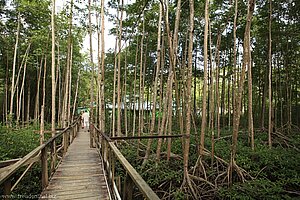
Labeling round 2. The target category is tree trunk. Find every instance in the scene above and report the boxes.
[72,70,81,121]
[230,0,256,184]
[268,0,272,148]
[26,82,30,125]
[144,2,163,164]
[100,0,105,133]
[17,44,31,126]
[138,13,145,138]
[248,44,254,150]
[112,39,118,136]
[88,0,94,129]
[34,56,43,123]
[41,56,47,144]
[132,39,139,136]
[117,0,124,136]
[51,0,56,133]
[200,0,210,156]
[182,0,195,197]
[51,0,57,175]
[9,13,20,125]
[232,0,238,129]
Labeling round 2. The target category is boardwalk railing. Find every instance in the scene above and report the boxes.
[91,124,160,200]
[0,119,81,198]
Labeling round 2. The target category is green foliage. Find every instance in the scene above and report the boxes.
[0,126,40,161]
[0,125,44,196]
[216,132,300,199]
[117,130,300,199]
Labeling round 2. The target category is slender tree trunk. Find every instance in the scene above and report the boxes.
[99,0,105,133]
[9,13,20,125]
[232,0,238,128]
[230,0,255,184]
[182,0,196,197]
[68,44,73,122]
[96,7,101,126]
[55,40,62,127]
[88,0,94,129]
[117,0,124,136]
[221,59,226,129]
[144,2,163,164]
[112,39,118,136]
[215,33,221,139]
[72,70,81,120]
[138,13,145,138]
[200,0,210,156]
[124,48,128,136]
[34,56,43,123]
[132,39,139,136]
[51,0,57,175]
[268,0,272,148]
[4,51,9,125]
[100,0,105,133]
[17,44,31,125]
[41,56,47,144]
[26,83,30,125]
[248,44,254,150]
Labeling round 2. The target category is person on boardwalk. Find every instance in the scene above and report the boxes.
[82,111,90,129]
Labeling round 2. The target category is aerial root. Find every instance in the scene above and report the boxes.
[192,156,207,180]
[273,131,300,152]
[189,174,215,188]
[181,173,198,199]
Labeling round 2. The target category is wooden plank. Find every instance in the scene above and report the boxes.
[40,128,110,200]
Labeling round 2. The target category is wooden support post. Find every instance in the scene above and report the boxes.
[41,147,48,189]
[50,141,56,174]
[111,149,115,190]
[70,128,73,144]
[116,176,121,194]
[123,173,134,200]
[3,179,11,199]
[90,125,93,148]
[63,131,68,154]
[73,127,76,140]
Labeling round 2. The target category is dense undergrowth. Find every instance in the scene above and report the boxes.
[118,128,300,199]
[0,125,47,197]
[1,124,299,199]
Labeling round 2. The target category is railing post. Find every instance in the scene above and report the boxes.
[90,124,94,148]
[70,127,74,144]
[3,179,11,199]
[63,130,69,154]
[123,173,134,200]
[50,140,56,174]
[41,147,48,189]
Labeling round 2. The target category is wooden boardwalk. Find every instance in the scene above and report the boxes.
[40,128,110,200]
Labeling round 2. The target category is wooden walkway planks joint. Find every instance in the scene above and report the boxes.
[40,128,110,200]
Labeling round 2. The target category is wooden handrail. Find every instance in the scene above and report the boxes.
[92,125,160,200]
[0,118,81,194]
[110,134,184,140]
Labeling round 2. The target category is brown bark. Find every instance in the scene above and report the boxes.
[51,0,56,134]
[138,13,145,138]
[230,0,256,183]
[117,0,124,136]
[200,0,210,156]
[268,0,272,148]
[100,0,105,133]
[88,0,94,129]
[232,0,238,128]
[144,1,163,164]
